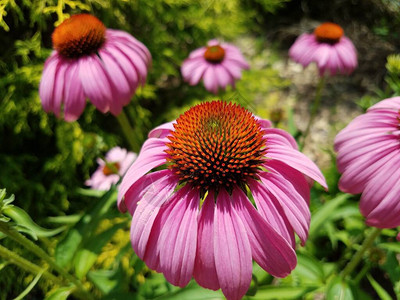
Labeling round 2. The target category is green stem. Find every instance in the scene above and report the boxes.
[0,222,93,300]
[0,244,62,285]
[116,109,140,152]
[300,76,326,150]
[341,227,382,279]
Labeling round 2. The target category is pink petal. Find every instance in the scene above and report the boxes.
[118,137,169,206]
[193,191,219,291]
[267,145,327,189]
[248,178,295,247]
[233,187,297,276]
[79,55,112,113]
[369,97,400,112]
[148,121,176,138]
[203,66,218,94]
[259,172,310,245]
[264,128,298,149]
[214,189,252,300]
[158,186,199,287]
[214,65,234,90]
[129,170,179,259]
[39,53,59,113]
[63,60,86,121]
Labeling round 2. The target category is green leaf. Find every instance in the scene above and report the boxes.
[75,187,105,198]
[326,276,354,300]
[47,214,82,225]
[378,243,400,253]
[3,206,65,239]
[367,274,392,300]
[73,223,125,279]
[249,285,317,299]
[293,254,325,284]
[309,194,350,237]
[13,270,43,300]
[44,287,74,300]
[55,228,83,268]
[54,188,117,268]
[154,281,224,299]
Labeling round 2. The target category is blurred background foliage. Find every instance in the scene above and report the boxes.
[1,0,400,299]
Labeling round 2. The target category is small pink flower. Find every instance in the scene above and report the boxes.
[181,40,249,94]
[86,147,137,191]
[289,22,357,76]
[39,14,151,121]
[118,101,326,300]
[335,97,400,228]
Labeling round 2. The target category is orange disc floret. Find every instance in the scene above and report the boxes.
[52,14,106,58]
[314,22,344,44]
[204,45,226,63]
[166,101,266,192]
[102,162,120,176]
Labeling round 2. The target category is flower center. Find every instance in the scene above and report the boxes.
[314,22,344,44]
[204,45,225,63]
[102,162,120,176]
[166,101,266,192]
[52,14,106,59]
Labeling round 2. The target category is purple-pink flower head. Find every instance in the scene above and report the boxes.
[289,22,357,76]
[86,146,137,191]
[335,97,400,229]
[118,101,327,300]
[39,14,151,121]
[181,40,249,94]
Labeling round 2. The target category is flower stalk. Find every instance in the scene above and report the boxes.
[116,109,140,152]
[341,227,382,279]
[0,222,93,300]
[300,76,326,150]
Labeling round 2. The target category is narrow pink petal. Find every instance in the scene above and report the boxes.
[233,187,297,276]
[221,60,244,79]
[203,66,218,94]
[362,156,400,227]
[148,121,176,138]
[181,57,205,81]
[214,189,252,300]
[104,44,139,94]
[118,137,169,205]
[339,148,398,194]
[79,55,112,113]
[267,145,327,189]
[214,65,234,90]
[63,61,86,121]
[259,172,310,245]
[158,186,199,287]
[264,128,298,149]
[254,116,272,129]
[112,41,148,84]
[369,97,400,112]
[188,46,207,59]
[129,170,178,259]
[52,60,69,117]
[39,53,59,113]
[194,191,220,291]
[265,160,310,204]
[188,63,208,85]
[99,48,132,109]
[248,178,295,247]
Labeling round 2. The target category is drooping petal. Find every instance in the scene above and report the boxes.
[267,145,327,189]
[63,60,86,121]
[118,137,169,205]
[79,55,112,113]
[248,178,295,247]
[259,172,310,245]
[214,189,252,300]
[129,170,179,259]
[157,186,199,287]
[203,66,218,94]
[39,53,60,113]
[233,187,297,276]
[193,191,219,291]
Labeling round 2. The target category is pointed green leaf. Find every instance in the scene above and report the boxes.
[367,274,392,300]
[44,287,74,300]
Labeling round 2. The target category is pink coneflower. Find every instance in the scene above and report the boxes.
[118,101,327,299]
[335,97,400,229]
[289,22,357,76]
[86,147,137,191]
[39,14,151,121]
[181,40,249,94]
